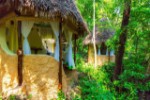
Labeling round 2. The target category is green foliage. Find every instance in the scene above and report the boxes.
[116,64,149,99]
[72,95,82,100]
[27,94,32,100]
[57,91,66,100]
[8,95,16,100]
[75,53,149,100]
[101,62,150,100]
[101,63,115,80]
[76,38,88,60]
[0,95,2,100]
[2,94,33,100]
[76,61,115,100]
[75,0,150,99]
[75,0,94,30]
[124,0,150,67]
[119,63,150,91]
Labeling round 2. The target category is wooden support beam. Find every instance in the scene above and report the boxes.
[16,16,60,23]
[58,18,63,90]
[17,21,23,86]
[0,14,59,25]
[16,16,78,34]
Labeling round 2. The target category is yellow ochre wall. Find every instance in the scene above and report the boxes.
[0,47,67,99]
[0,48,2,95]
[88,44,115,66]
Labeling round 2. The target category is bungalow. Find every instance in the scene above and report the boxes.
[0,0,89,99]
[83,26,115,66]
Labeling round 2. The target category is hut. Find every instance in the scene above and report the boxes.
[83,27,115,66]
[0,0,89,99]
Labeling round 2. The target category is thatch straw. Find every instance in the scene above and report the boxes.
[0,0,89,34]
[83,27,114,45]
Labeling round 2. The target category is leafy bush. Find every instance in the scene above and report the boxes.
[116,63,150,99]
[76,61,115,100]
[101,63,115,81]
[74,54,150,100]
[57,90,66,100]
[101,62,150,100]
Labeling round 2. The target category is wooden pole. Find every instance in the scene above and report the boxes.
[74,34,77,64]
[58,18,63,90]
[17,21,23,86]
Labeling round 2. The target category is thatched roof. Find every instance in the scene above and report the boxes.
[0,0,89,34]
[83,28,114,45]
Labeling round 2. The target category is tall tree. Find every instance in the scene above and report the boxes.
[113,0,131,80]
[92,0,97,67]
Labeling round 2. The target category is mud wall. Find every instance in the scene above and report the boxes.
[0,47,67,99]
[88,45,115,66]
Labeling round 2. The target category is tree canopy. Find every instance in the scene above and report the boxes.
[73,0,150,99]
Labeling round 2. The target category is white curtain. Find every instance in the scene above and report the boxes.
[106,48,109,56]
[106,49,115,56]
[110,50,114,56]
[97,45,101,55]
[65,31,75,69]
[50,22,59,61]
[21,21,34,54]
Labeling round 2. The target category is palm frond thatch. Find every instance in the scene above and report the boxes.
[0,0,89,34]
[83,28,115,45]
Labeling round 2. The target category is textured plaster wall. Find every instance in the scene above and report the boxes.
[97,55,115,66]
[0,47,67,99]
[0,49,2,94]
[88,44,94,64]
[88,45,115,66]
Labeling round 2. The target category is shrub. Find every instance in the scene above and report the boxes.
[76,61,115,100]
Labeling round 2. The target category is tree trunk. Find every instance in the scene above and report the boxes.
[93,0,97,68]
[113,0,131,80]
